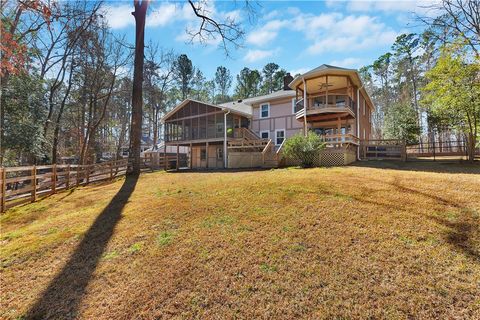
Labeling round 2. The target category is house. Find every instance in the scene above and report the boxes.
[161,64,374,169]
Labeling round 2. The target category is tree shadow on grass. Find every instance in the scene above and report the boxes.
[386,180,479,263]
[25,173,139,319]
[429,214,480,263]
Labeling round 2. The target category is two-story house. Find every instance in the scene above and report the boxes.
[161,64,374,169]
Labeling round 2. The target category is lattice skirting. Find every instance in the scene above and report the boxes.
[281,148,357,167]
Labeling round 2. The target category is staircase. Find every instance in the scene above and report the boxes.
[228,128,284,168]
[228,128,269,151]
[261,139,285,168]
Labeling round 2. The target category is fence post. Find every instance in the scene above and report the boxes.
[51,164,57,194]
[76,166,80,187]
[86,165,90,184]
[66,164,70,189]
[1,168,6,213]
[31,166,37,202]
[110,161,113,180]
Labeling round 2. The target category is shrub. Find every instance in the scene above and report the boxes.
[282,132,325,168]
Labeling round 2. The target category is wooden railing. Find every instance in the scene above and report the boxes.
[228,138,269,149]
[321,134,360,147]
[261,139,274,163]
[295,95,355,119]
[360,139,406,161]
[0,159,128,212]
[233,127,261,140]
[0,154,181,213]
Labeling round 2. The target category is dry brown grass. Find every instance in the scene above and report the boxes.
[1,162,479,319]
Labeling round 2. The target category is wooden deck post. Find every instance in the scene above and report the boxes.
[1,168,6,213]
[31,166,37,202]
[206,142,209,169]
[176,144,179,171]
[164,144,167,171]
[337,117,341,145]
[189,143,193,169]
[51,164,57,194]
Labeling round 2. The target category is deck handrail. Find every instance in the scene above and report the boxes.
[262,139,273,155]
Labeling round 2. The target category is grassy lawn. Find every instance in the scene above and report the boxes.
[1,162,479,319]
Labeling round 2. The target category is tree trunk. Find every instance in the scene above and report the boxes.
[128,0,149,174]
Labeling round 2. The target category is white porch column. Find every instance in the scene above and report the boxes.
[224,110,230,168]
[303,77,307,136]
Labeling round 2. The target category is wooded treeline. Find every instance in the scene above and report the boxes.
[1,0,478,165]
[359,0,479,160]
[0,1,286,166]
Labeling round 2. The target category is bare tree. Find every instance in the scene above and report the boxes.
[128,0,149,174]
[419,0,480,57]
[128,0,256,173]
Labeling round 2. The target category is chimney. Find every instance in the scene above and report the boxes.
[283,73,294,90]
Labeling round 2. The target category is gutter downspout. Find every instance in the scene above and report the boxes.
[357,86,364,161]
[303,77,307,136]
[224,110,231,168]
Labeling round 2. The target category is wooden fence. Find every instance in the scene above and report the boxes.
[0,155,179,213]
[360,139,406,161]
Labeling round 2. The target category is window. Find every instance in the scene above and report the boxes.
[200,148,206,161]
[291,98,296,114]
[363,99,366,116]
[260,130,269,139]
[216,147,223,160]
[275,129,285,145]
[363,128,366,139]
[260,103,270,118]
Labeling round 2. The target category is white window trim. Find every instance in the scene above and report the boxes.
[260,102,270,119]
[291,98,296,114]
[260,130,270,139]
[275,129,286,146]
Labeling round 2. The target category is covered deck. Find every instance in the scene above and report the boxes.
[162,99,253,169]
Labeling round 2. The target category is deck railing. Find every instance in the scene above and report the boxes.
[320,134,360,147]
[295,95,356,119]
[0,155,179,213]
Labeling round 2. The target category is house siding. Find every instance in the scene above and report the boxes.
[250,97,303,140]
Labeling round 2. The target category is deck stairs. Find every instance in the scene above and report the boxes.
[261,139,284,168]
[228,128,269,152]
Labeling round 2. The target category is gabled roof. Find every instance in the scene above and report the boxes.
[162,99,252,122]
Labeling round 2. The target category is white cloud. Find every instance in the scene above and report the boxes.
[329,57,364,68]
[289,68,310,76]
[244,49,275,63]
[147,3,178,27]
[246,19,288,46]
[247,30,278,46]
[103,5,134,29]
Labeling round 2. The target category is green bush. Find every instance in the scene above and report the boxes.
[282,132,325,168]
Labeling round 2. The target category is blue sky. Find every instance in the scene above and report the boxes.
[104,1,434,81]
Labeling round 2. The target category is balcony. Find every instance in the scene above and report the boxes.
[295,95,356,120]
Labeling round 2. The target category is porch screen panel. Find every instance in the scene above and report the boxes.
[192,117,199,140]
[207,114,215,139]
[184,118,191,141]
[165,122,169,142]
[226,114,234,138]
[199,115,207,139]
[215,113,224,138]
